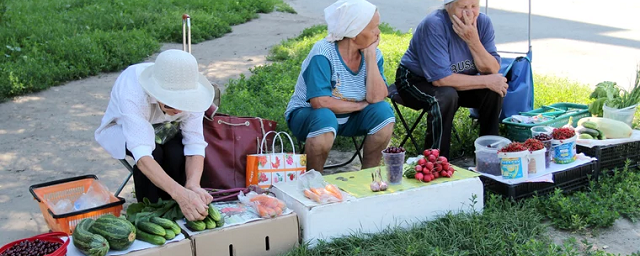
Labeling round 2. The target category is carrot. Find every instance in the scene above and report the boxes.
[250,194,270,202]
[265,206,277,218]
[273,205,283,216]
[276,200,286,210]
[304,189,321,202]
[325,184,343,201]
[310,187,325,196]
[256,205,270,218]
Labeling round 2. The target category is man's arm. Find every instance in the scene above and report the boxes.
[433,73,507,96]
[451,11,500,74]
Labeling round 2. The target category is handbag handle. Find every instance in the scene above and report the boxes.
[271,132,296,155]
[208,115,269,141]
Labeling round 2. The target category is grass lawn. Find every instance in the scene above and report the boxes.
[0,0,294,101]
[219,25,640,255]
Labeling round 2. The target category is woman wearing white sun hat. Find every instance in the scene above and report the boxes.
[395,0,507,158]
[95,49,215,221]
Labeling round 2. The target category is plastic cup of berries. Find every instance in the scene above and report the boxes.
[381,146,406,184]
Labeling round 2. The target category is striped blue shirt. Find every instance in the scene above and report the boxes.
[284,39,385,124]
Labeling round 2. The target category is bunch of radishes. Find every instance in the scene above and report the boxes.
[409,149,455,182]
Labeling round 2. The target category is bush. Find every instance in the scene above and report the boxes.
[0,0,294,100]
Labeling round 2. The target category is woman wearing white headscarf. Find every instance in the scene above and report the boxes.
[395,0,507,158]
[284,0,395,173]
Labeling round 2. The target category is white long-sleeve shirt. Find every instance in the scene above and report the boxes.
[95,63,207,162]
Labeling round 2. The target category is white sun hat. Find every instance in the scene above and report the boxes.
[444,0,456,4]
[138,49,214,112]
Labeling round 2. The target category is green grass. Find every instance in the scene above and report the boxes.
[532,163,640,231]
[0,0,295,100]
[284,195,622,256]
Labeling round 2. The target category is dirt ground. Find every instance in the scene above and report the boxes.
[1,0,639,254]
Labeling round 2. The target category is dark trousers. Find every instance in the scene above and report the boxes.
[395,65,503,158]
[128,133,186,203]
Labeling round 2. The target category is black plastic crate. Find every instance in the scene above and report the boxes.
[480,161,597,200]
[577,141,640,173]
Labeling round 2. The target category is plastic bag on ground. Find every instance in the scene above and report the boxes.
[298,169,344,204]
[238,191,287,219]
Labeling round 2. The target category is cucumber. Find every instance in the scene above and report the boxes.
[186,220,206,231]
[215,218,224,228]
[150,217,181,234]
[582,121,598,130]
[203,216,216,229]
[72,218,110,256]
[576,126,600,138]
[579,134,594,139]
[208,205,223,222]
[164,229,176,240]
[137,221,166,237]
[136,229,166,246]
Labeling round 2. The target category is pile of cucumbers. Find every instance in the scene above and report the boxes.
[185,204,224,231]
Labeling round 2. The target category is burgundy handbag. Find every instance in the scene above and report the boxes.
[201,106,277,189]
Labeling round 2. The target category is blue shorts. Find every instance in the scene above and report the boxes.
[287,101,395,142]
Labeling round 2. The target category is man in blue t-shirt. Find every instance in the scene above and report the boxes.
[395,0,508,158]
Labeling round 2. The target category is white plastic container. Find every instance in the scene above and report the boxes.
[551,135,577,164]
[474,136,511,176]
[528,148,546,174]
[498,150,529,180]
[603,104,637,127]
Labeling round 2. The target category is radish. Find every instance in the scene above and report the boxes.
[415,172,424,182]
[438,156,448,163]
[415,165,423,172]
[424,162,434,171]
[431,149,440,158]
[428,155,437,163]
[435,164,443,172]
[417,158,427,166]
[442,163,450,170]
[434,172,440,178]
[423,149,431,157]
[423,174,431,182]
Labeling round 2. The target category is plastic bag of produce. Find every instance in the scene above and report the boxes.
[298,170,344,204]
[238,191,287,219]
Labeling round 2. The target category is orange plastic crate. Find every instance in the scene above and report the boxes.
[29,175,125,234]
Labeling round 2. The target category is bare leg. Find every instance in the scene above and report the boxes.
[361,123,394,169]
[305,133,335,173]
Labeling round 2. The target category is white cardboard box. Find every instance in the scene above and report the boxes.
[272,176,483,246]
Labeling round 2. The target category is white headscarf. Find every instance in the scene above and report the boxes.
[444,0,456,5]
[324,0,376,42]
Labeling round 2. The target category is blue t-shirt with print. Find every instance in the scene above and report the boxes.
[400,9,500,82]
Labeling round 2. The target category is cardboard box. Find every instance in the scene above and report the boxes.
[189,213,299,256]
[272,177,484,246]
[123,238,193,256]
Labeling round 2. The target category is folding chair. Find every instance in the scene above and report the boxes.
[387,84,461,154]
[298,135,366,170]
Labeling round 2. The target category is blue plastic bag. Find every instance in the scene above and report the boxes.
[470,52,534,120]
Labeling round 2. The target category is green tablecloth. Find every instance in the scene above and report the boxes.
[324,165,480,198]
